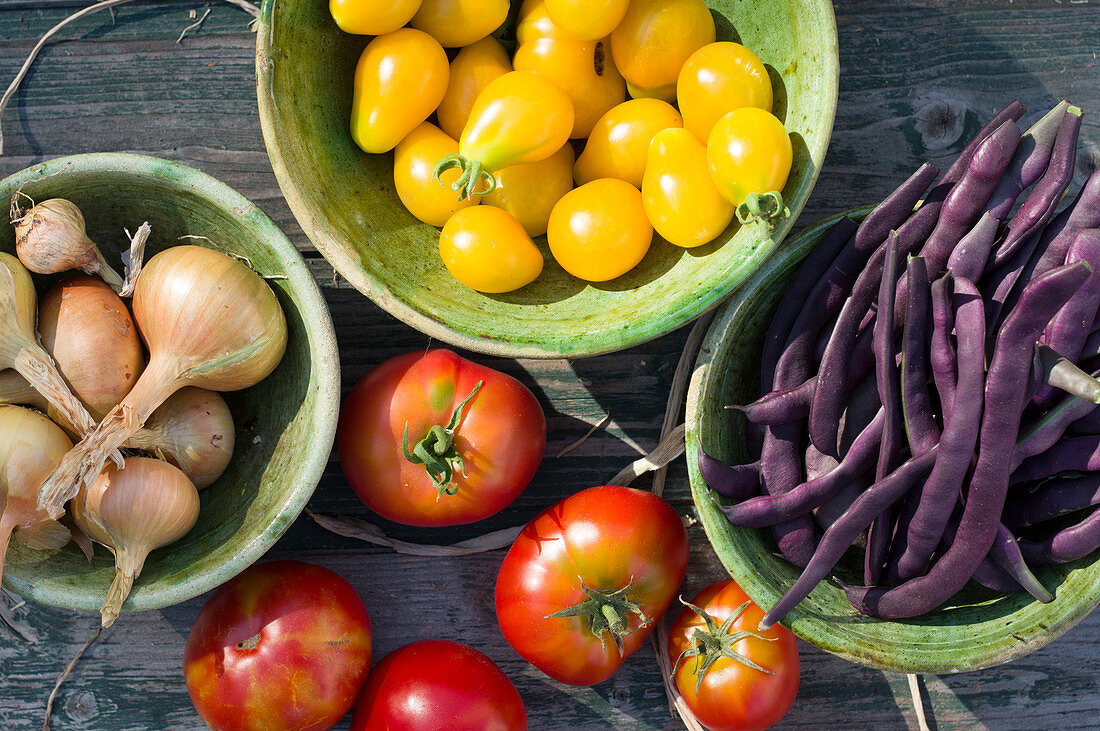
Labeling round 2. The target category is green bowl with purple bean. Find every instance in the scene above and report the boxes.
[686,99,1100,673]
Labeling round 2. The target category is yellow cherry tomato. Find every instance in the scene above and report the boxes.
[707,107,793,206]
[436,37,512,141]
[438,71,574,200]
[439,207,544,293]
[642,128,734,248]
[678,42,773,143]
[547,179,653,282]
[513,1,625,139]
[350,28,448,154]
[610,0,715,102]
[394,123,478,227]
[544,0,629,41]
[484,144,575,238]
[329,0,422,35]
[574,99,682,188]
[411,0,509,47]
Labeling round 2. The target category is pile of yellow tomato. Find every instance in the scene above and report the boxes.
[330,0,793,293]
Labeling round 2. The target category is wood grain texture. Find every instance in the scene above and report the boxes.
[1,0,1099,729]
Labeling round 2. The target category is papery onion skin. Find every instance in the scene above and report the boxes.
[0,369,46,409]
[0,405,73,589]
[126,387,235,489]
[71,456,199,627]
[12,198,124,289]
[38,275,145,421]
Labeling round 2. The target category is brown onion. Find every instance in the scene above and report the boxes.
[126,387,235,489]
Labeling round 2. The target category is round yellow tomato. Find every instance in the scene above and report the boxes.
[574,99,682,188]
[544,0,629,41]
[437,37,512,142]
[394,123,478,227]
[547,179,652,282]
[610,0,715,102]
[642,128,734,248]
[678,41,773,143]
[439,207,544,293]
[514,0,625,139]
[411,0,509,47]
[484,144,575,238]
[707,107,792,206]
[350,28,448,154]
[329,0,422,35]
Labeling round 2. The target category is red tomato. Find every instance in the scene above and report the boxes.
[183,560,372,731]
[495,485,689,686]
[350,639,527,730]
[337,349,546,527]
[667,580,800,731]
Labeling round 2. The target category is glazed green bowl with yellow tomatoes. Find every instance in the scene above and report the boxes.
[256,0,839,358]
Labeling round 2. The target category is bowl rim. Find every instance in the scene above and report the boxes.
[0,152,341,613]
[684,209,1100,673]
[253,0,842,359]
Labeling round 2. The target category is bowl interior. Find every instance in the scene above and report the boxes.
[256,0,839,358]
[1,153,339,614]
[684,212,1100,674]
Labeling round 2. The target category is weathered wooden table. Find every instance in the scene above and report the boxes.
[2,1,1099,728]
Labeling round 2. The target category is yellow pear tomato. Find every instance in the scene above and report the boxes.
[642,128,734,248]
[610,0,715,102]
[394,123,478,227]
[484,144,575,238]
[411,0,509,47]
[678,42,773,143]
[436,37,512,141]
[544,0,629,41]
[514,0,625,139]
[329,0,422,35]
[707,107,792,206]
[436,71,574,200]
[574,99,682,188]
[439,207,544,293]
[547,179,653,282]
[350,28,448,154]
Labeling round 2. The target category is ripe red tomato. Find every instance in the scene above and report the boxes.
[183,560,373,731]
[350,639,527,730]
[667,580,800,731]
[337,349,546,527]
[495,485,689,686]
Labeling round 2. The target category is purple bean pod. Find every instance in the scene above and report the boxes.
[732,379,814,425]
[814,478,866,532]
[846,260,1089,619]
[1004,473,1100,530]
[900,257,939,453]
[929,275,958,413]
[973,558,1025,594]
[760,422,817,567]
[895,278,986,581]
[946,211,1000,283]
[988,523,1052,602]
[984,100,1070,221]
[1019,505,1100,565]
[723,409,885,528]
[1011,375,1100,472]
[941,99,1028,186]
[1012,434,1100,484]
[698,448,761,500]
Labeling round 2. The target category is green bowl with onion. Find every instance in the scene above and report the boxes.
[685,211,1100,674]
[255,0,839,358]
[0,153,339,615]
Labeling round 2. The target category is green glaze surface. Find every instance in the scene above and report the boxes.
[255,0,839,358]
[684,211,1100,674]
[0,153,340,615]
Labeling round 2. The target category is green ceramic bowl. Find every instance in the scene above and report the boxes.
[685,211,1100,674]
[255,0,838,358]
[0,153,339,615]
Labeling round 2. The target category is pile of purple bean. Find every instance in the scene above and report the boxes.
[700,99,1100,626]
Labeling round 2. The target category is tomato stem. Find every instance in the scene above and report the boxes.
[670,598,777,693]
[545,577,648,656]
[402,381,483,499]
[736,190,790,236]
[433,154,497,201]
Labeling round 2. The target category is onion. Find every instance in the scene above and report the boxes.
[0,252,106,438]
[126,387,235,489]
[10,197,124,291]
[0,368,46,409]
[0,405,73,589]
[37,245,287,516]
[38,274,145,421]
[70,456,199,627]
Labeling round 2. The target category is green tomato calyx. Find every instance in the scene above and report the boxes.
[545,577,649,656]
[736,190,790,236]
[402,381,484,498]
[671,599,777,693]
[434,154,497,201]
